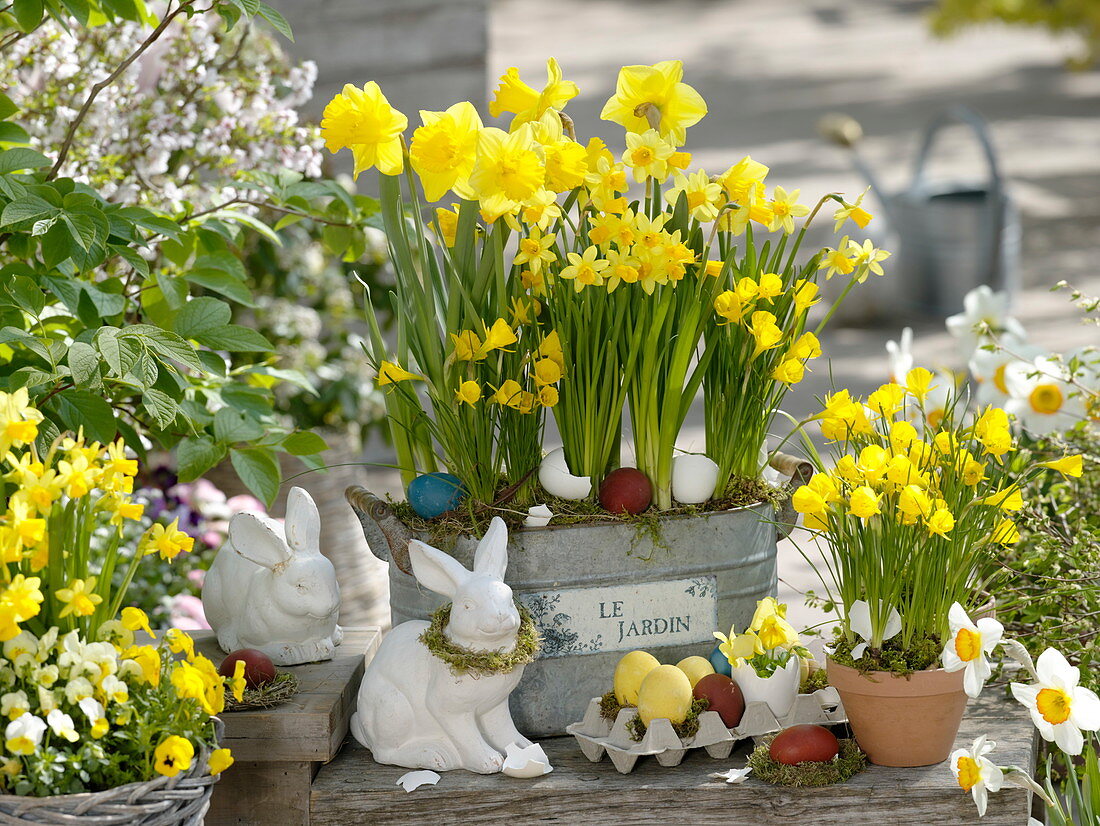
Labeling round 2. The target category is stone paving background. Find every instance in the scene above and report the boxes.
[276,0,1099,639]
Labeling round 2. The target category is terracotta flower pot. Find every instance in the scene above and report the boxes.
[826,657,968,767]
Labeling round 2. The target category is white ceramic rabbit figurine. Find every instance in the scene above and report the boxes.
[351,517,532,774]
[201,486,343,666]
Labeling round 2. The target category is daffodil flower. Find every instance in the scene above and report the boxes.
[320,82,407,177]
[600,60,707,145]
[712,627,765,669]
[942,603,1003,698]
[375,361,424,387]
[847,599,902,660]
[1009,647,1100,756]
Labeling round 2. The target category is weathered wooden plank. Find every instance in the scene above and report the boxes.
[310,691,1035,825]
[196,627,379,763]
[207,760,315,826]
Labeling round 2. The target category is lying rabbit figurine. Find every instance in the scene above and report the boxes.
[351,517,532,773]
[202,486,343,666]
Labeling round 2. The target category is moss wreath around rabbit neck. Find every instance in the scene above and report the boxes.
[420,602,540,677]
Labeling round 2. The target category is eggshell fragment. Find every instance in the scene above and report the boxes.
[538,448,592,500]
[672,454,719,504]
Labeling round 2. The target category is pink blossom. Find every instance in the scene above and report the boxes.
[168,594,210,630]
[226,494,265,515]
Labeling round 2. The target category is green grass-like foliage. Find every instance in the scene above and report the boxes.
[799,667,830,694]
[747,737,867,787]
[420,602,540,676]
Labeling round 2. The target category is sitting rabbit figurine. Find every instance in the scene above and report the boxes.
[202,486,343,666]
[351,517,532,773]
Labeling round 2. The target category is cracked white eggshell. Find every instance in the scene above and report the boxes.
[672,454,719,504]
[538,448,591,500]
[501,742,553,778]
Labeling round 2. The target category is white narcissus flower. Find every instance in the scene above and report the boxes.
[1010,648,1100,756]
[968,341,1043,408]
[946,285,1027,357]
[941,602,1003,698]
[950,735,1003,817]
[885,327,913,384]
[1004,356,1088,436]
[5,713,46,755]
[847,599,902,660]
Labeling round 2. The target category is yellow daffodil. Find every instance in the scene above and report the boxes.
[476,319,518,357]
[2,576,42,625]
[621,129,675,183]
[790,331,822,360]
[320,82,407,177]
[974,406,1013,457]
[718,155,768,203]
[756,613,800,650]
[455,381,481,406]
[538,331,565,371]
[209,747,235,776]
[513,229,557,273]
[469,125,546,216]
[981,486,1024,512]
[56,578,102,619]
[1039,454,1083,478]
[867,382,906,417]
[433,205,461,248]
[746,311,783,359]
[490,380,524,409]
[154,735,194,778]
[767,186,810,234]
[0,390,43,455]
[139,518,195,561]
[991,518,1020,545]
[541,130,589,192]
[668,169,722,221]
[771,359,805,385]
[749,597,787,631]
[601,60,707,144]
[450,330,483,363]
[230,660,247,702]
[792,279,820,313]
[56,453,99,499]
[537,386,559,408]
[409,101,483,201]
[603,248,641,293]
[847,238,892,282]
[833,187,873,232]
[926,507,956,537]
[489,58,578,129]
[533,358,562,386]
[713,290,746,324]
[905,367,936,403]
[792,485,827,515]
[818,238,856,279]
[558,246,609,292]
[848,486,881,520]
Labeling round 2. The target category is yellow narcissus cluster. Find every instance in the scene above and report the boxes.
[793,370,1083,546]
[713,597,804,671]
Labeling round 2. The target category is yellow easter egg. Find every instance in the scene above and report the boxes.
[675,655,716,688]
[637,664,693,726]
[613,650,661,706]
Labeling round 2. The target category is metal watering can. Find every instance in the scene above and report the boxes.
[821,105,1020,319]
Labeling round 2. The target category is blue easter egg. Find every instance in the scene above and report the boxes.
[709,644,732,676]
[407,473,466,519]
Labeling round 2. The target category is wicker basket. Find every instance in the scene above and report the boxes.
[0,719,223,825]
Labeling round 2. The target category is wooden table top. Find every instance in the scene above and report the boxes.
[195,627,380,764]
[310,690,1036,825]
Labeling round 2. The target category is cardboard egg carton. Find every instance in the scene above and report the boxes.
[565,688,847,774]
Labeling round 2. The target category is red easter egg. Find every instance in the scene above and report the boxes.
[599,468,653,515]
[219,648,277,689]
[693,672,746,728]
[769,724,840,765]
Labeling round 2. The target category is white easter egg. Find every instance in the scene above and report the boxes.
[538,448,592,500]
[671,454,719,504]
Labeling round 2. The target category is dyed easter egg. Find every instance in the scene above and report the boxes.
[709,644,733,677]
[219,648,276,689]
[769,724,840,765]
[406,473,466,519]
[675,655,716,688]
[636,665,693,726]
[599,468,652,515]
[613,650,661,706]
[693,673,746,728]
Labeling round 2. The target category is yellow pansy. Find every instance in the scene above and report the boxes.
[320,82,407,177]
[209,748,235,776]
[230,660,246,702]
[600,60,707,144]
[154,735,194,778]
[756,613,800,650]
[121,607,154,638]
[121,645,162,687]
[489,58,578,129]
[409,101,483,201]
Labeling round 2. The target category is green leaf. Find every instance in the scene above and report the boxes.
[0,122,30,144]
[282,430,328,456]
[50,390,116,443]
[220,384,273,418]
[230,447,280,506]
[0,148,50,174]
[177,436,225,483]
[174,296,231,338]
[257,1,293,40]
[33,416,60,455]
[197,350,227,376]
[66,341,100,387]
[184,269,255,306]
[0,194,56,228]
[13,0,45,29]
[193,324,272,353]
[0,94,17,122]
[5,275,45,316]
[213,408,264,444]
[118,325,203,371]
[142,387,177,428]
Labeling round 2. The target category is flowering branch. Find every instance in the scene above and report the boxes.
[46,0,198,180]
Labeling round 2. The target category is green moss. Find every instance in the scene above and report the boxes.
[799,667,830,694]
[419,602,540,676]
[747,737,867,786]
[829,632,942,676]
[599,691,624,722]
[627,697,711,742]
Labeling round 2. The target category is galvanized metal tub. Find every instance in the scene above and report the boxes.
[347,456,809,737]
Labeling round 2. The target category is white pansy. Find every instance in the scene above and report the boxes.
[847,599,902,660]
[64,677,95,706]
[78,698,109,739]
[3,632,38,663]
[37,686,58,715]
[1004,356,1088,436]
[949,735,1003,817]
[0,692,29,722]
[46,709,79,743]
[941,603,1003,698]
[1010,648,1100,756]
[101,674,129,705]
[946,286,1027,357]
[885,327,913,383]
[5,713,46,755]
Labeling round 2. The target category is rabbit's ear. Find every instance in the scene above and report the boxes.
[285,487,320,555]
[229,513,292,571]
[407,540,469,598]
[472,517,509,580]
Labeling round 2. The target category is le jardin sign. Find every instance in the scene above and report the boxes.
[519,576,718,658]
